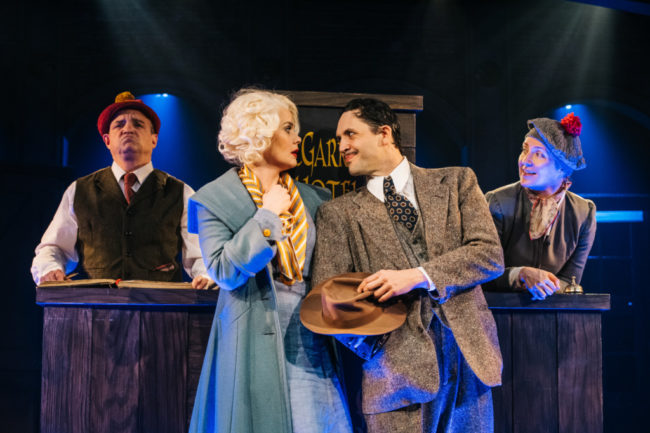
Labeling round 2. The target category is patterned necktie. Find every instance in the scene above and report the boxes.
[124,172,137,204]
[383,175,418,232]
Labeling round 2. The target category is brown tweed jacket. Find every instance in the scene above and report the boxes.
[312,164,504,414]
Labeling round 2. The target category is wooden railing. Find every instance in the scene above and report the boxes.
[37,287,608,433]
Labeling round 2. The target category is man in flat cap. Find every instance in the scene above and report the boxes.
[312,98,504,432]
[31,91,212,288]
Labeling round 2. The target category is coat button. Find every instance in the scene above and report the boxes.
[263,229,271,237]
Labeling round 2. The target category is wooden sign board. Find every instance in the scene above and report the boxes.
[280,91,423,198]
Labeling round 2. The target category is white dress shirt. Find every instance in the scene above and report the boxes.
[31,161,208,284]
[366,157,436,291]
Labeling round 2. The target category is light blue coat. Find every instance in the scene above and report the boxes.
[187,168,330,433]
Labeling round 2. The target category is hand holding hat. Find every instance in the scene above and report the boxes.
[300,272,407,336]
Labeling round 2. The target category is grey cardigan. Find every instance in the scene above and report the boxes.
[485,181,597,290]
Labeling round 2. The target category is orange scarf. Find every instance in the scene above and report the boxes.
[239,165,308,284]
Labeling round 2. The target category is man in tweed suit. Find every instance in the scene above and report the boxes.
[312,98,505,433]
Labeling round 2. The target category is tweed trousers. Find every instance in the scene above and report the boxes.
[364,317,493,433]
[363,213,494,433]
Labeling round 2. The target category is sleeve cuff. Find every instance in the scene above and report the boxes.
[417,266,439,296]
[253,208,286,242]
[508,267,524,288]
[33,264,65,285]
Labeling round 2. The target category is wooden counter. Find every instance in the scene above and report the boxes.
[485,292,610,433]
[37,287,609,433]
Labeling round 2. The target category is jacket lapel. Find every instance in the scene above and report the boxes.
[196,168,258,233]
[352,187,411,270]
[411,164,448,257]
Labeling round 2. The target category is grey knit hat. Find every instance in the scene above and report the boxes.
[526,112,586,173]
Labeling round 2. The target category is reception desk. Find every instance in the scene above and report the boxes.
[37,287,609,433]
[485,292,610,433]
[36,287,220,433]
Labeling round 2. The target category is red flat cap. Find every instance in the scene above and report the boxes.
[97,91,161,135]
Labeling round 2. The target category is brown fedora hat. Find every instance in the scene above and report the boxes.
[300,272,407,336]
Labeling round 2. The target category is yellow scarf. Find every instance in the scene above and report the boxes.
[239,165,308,285]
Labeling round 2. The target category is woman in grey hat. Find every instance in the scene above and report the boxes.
[484,113,597,300]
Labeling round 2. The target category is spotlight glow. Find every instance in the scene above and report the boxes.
[595,210,644,223]
[565,104,572,109]
[137,92,204,188]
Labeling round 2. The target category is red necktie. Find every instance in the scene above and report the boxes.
[124,172,137,204]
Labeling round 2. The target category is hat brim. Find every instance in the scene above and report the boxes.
[300,272,407,336]
[527,118,586,171]
[97,100,161,135]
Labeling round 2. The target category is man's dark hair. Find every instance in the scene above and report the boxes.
[342,98,402,153]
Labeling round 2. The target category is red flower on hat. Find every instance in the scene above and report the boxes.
[561,112,582,136]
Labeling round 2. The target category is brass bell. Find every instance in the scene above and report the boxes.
[564,276,584,294]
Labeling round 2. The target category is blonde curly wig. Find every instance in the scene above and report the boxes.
[218,89,299,166]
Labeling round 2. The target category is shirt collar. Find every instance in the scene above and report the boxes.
[367,157,411,201]
[111,161,154,185]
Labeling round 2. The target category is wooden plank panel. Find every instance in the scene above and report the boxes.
[90,309,140,433]
[281,90,424,110]
[41,307,91,433]
[398,112,417,163]
[37,288,609,311]
[37,287,220,306]
[37,287,131,304]
[512,312,558,433]
[129,289,216,306]
[186,308,217,428]
[485,293,610,311]
[139,310,188,433]
[558,313,603,433]
[492,312,513,433]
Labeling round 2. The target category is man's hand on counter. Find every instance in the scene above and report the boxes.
[192,275,215,290]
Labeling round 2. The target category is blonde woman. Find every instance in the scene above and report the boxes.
[188,89,352,433]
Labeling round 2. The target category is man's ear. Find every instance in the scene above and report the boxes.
[151,134,158,148]
[102,134,110,147]
[378,125,394,147]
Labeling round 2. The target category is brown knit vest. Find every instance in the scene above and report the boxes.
[73,167,184,281]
